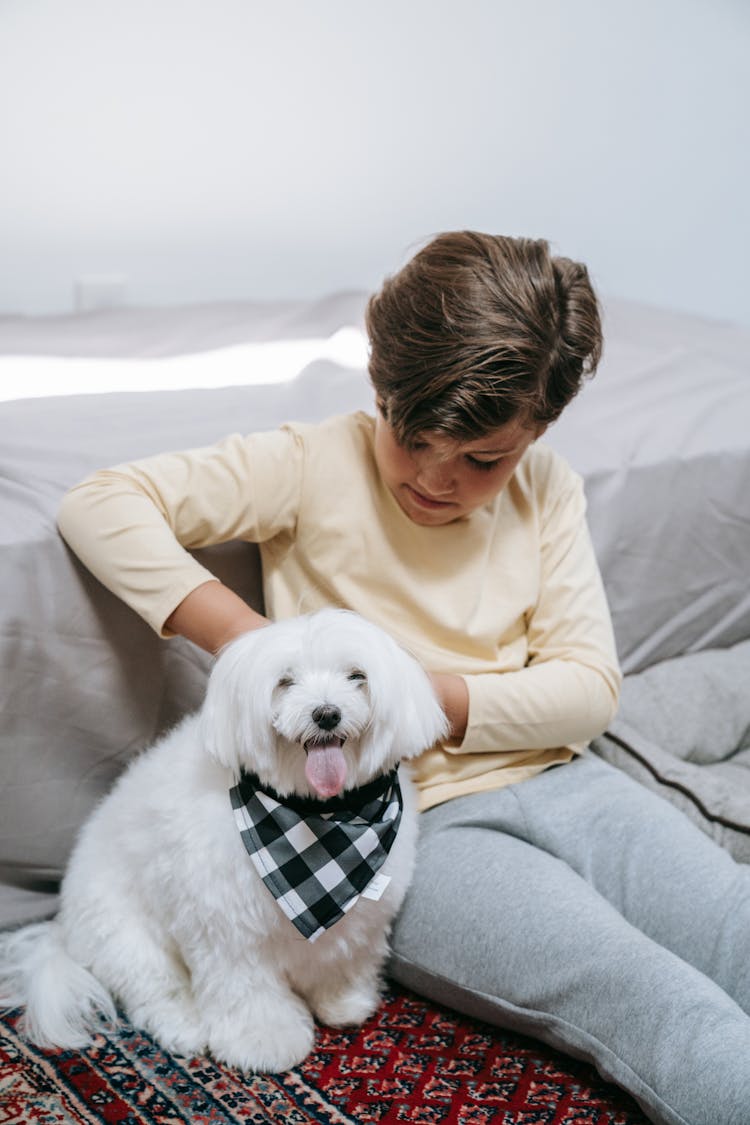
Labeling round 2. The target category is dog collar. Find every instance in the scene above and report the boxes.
[229,767,403,941]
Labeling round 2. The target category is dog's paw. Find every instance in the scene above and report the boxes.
[312,981,381,1028]
[133,998,207,1057]
[208,1008,315,1073]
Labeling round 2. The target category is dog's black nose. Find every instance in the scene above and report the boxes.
[312,704,341,731]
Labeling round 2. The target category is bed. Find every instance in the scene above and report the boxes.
[1,291,749,930]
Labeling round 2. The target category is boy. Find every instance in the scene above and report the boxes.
[58,232,750,1124]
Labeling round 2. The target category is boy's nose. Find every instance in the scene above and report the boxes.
[414,459,456,495]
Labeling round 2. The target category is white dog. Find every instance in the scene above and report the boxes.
[0,609,447,1072]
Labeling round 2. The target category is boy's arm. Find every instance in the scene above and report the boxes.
[164,581,269,655]
[453,471,621,755]
[57,429,304,637]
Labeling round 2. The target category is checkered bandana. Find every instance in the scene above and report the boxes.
[230,767,403,941]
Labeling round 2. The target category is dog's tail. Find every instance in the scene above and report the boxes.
[0,921,116,1048]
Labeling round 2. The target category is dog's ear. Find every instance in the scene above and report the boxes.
[392,646,450,758]
[366,635,449,761]
[199,632,276,773]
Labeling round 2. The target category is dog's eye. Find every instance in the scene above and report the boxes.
[347,670,367,682]
[277,675,295,689]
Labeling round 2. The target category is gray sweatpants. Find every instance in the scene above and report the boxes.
[390,753,750,1125]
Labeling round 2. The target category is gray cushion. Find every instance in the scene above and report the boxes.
[591,642,750,862]
[544,299,750,674]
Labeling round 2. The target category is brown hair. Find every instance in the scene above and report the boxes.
[366,231,602,446]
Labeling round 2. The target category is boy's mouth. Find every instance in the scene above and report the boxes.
[404,484,455,510]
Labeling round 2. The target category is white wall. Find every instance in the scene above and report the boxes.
[1,0,748,324]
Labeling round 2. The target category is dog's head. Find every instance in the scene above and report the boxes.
[199,608,448,798]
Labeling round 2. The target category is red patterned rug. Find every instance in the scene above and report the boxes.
[1,981,647,1124]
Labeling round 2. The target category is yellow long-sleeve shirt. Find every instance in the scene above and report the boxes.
[57,410,620,810]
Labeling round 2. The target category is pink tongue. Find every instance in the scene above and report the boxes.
[305,742,347,798]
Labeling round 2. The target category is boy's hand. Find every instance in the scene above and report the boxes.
[428,671,469,743]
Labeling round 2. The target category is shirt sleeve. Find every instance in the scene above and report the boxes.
[57,427,305,636]
[459,468,621,755]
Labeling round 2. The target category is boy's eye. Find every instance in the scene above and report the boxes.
[465,455,503,472]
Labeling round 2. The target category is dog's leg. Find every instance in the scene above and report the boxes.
[306,960,383,1028]
[189,959,315,1072]
[63,912,206,1057]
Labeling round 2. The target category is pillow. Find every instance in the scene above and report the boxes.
[590,641,750,862]
[545,299,750,673]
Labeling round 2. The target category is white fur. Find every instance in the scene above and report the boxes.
[0,609,447,1072]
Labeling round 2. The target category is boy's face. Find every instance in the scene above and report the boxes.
[373,411,544,526]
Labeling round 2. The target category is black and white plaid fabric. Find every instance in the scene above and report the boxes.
[230,768,403,941]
